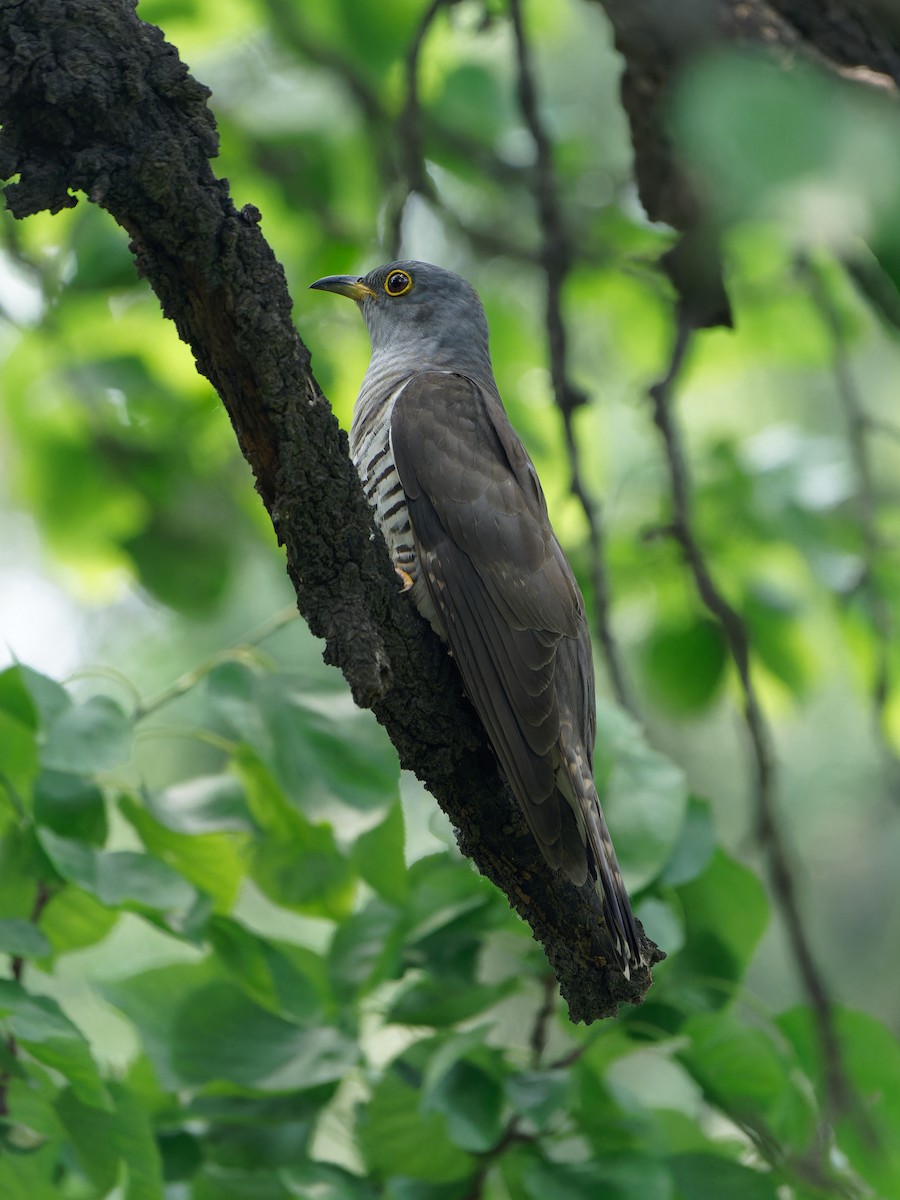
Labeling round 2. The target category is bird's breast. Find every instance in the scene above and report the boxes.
[350,381,441,632]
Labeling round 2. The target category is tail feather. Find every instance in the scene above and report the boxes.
[558,730,644,977]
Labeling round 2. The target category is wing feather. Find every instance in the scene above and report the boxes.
[391,371,586,865]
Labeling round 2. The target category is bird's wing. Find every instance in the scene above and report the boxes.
[390,370,589,869]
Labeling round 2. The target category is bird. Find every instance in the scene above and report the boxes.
[310,260,644,976]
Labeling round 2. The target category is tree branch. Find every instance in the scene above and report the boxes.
[588,0,900,325]
[509,0,636,717]
[0,0,658,1023]
[648,315,854,1121]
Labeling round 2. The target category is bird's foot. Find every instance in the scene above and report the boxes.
[395,566,414,593]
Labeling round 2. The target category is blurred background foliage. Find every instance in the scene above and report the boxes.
[1,0,900,1197]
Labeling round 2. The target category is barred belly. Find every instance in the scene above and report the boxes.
[350,381,441,632]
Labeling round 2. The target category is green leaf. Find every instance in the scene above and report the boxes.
[423,1059,504,1153]
[158,1129,203,1181]
[170,981,356,1092]
[249,827,356,920]
[54,1086,120,1194]
[125,506,233,615]
[641,617,727,714]
[595,701,688,890]
[208,915,329,1024]
[207,663,273,757]
[234,748,301,838]
[674,849,769,989]
[120,792,246,910]
[523,1154,673,1200]
[328,901,403,1001]
[677,50,900,244]
[352,802,408,904]
[0,980,110,1109]
[212,665,401,814]
[101,959,225,1089]
[679,1010,816,1148]
[744,589,812,697]
[0,827,44,919]
[659,796,715,887]
[281,1162,377,1199]
[0,668,40,800]
[237,753,355,917]
[190,1164,293,1200]
[0,665,40,729]
[0,1142,61,1200]
[0,917,51,959]
[388,975,515,1027]
[18,667,70,726]
[668,1153,777,1200]
[108,1081,167,1200]
[505,1070,572,1131]
[147,773,255,834]
[39,885,119,955]
[55,1081,166,1200]
[0,711,39,805]
[778,1005,900,1197]
[383,1181,471,1200]
[636,896,684,956]
[262,679,400,813]
[41,694,132,774]
[358,1069,474,1183]
[37,828,198,913]
[184,1091,325,1170]
[34,769,108,845]
[405,855,508,941]
[436,65,507,141]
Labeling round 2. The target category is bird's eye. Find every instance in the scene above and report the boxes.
[384,270,413,297]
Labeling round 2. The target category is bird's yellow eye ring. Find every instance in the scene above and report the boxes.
[384,270,413,297]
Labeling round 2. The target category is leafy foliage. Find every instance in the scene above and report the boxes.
[1,1,899,1198]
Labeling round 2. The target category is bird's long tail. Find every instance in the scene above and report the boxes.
[559,731,644,978]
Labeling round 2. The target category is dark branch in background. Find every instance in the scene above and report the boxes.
[385,0,539,263]
[508,0,637,718]
[800,256,900,791]
[767,0,900,81]
[647,317,854,1125]
[263,0,399,235]
[264,0,536,265]
[387,0,449,257]
[0,0,658,1024]
[590,0,900,328]
[461,974,557,1200]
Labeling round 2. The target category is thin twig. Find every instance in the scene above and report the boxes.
[134,606,299,720]
[801,256,899,784]
[262,0,395,186]
[461,1119,529,1200]
[508,0,636,715]
[386,0,450,257]
[648,314,854,1125]
[529,972,558,1068]
[461,973,556,1200]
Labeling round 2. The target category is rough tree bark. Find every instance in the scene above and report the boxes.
[0,0,662,1023]
[593,0,900,327]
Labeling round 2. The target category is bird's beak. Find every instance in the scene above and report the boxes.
[309,275,377,302]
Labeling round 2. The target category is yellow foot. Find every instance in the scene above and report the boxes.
[395,567,414,593]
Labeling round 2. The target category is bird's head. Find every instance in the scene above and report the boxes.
[310,260,493,379]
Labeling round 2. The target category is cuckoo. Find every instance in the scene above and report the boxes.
[311,260,643,976]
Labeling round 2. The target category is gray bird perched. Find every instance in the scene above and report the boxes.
[310,260,644,976]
